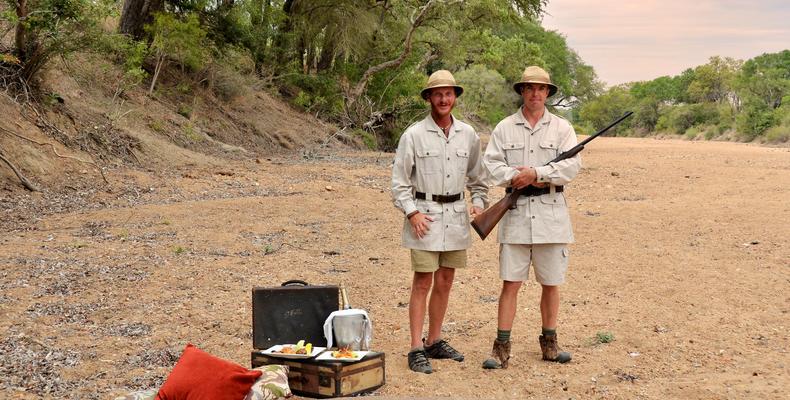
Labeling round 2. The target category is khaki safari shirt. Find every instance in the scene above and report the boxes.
[483,107,581,244]
[391,114,489,251]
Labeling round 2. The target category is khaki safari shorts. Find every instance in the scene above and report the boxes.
[410,249,467,273]
[499,243,568,285]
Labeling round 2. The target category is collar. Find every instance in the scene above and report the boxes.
[514,107,550,130]
[425,114,460,135]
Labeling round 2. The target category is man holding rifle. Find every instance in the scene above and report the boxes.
[481,66,580,368]
[391,70,489,374]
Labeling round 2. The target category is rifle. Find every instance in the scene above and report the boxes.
[471,111,633,240]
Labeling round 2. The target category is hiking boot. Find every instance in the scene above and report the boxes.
[424,338,464,362]
[539,334,572,363]
[407,349,433,374]
[482,339,511,369]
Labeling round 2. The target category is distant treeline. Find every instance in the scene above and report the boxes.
[576,51,790,143]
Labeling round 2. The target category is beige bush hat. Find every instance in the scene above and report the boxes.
[421,70,464,99]
[513,66,558,97]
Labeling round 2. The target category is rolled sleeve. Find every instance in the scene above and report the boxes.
[391,132,417,215]
[466,134,490,209]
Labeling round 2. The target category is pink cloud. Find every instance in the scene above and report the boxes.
[542,0,790,85]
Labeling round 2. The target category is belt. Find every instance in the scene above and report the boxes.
[415,191,464,203]
[505,186,563,196]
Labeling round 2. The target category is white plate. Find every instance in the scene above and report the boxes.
[260,344,325,359]
[315,350,370,362]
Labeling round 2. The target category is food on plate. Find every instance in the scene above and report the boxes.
[331,347,357,359]
[275,340,313,355]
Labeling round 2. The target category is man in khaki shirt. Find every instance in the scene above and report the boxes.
[482,66,580,369]
[391,70,488,374]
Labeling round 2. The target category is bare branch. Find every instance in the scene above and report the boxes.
[0,150,40,191]
[346,0,435,104]
[0,124,110,184]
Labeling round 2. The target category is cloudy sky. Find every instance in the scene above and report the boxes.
[541,0,790,86]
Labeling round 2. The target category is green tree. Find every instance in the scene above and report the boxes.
[4,0,111,82]
[145,12,207,95]
[736,50,790,110]
[686,56,740,104]
[733,51,790,138]
[455,65,513,125]
[578,85,633,135]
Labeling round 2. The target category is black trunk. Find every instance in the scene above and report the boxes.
[119,0,165,41]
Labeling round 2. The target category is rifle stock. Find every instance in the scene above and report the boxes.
[471,111,633,240]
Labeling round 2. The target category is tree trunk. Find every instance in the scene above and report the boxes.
[119,0,165,41]
[345,0,434,111]
[14,0,28,60]
[0,150,40,191]
[149,53,165,95]
[272,0,295,73]
[316,34,335,72]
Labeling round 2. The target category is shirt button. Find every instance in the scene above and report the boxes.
[446,174,450,178]
[530,149,534,153]
[447,157,450,160]
[531,199,535,202]
[531,216,535,219]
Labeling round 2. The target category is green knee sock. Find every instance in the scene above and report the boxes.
[497,329,511,342]
[542,327,556,337]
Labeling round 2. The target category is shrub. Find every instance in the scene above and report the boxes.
[354,129,377,150]
[595,331,615,344]
[736,103,775,141]
[207,62,248,101]
[284,73,343,117]
[684,126,700,140]
[656,103,719,134]
[763,125,790,143]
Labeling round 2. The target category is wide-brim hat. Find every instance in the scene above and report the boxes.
[513,66,558,97]
[421,70,464,99]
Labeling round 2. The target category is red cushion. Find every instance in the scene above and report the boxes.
[155,344,262,400]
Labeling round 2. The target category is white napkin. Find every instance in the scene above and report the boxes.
[323,309,373,350]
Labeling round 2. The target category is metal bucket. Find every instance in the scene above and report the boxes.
[332,314,367,350]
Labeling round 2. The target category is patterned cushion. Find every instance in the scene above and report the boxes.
[244,365,292,400]
[113,389,158,400]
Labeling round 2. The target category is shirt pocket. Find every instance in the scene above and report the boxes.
[504,142,525,167]
[455,149,469,172]
[451,202,468,226]
[416,147,442,174]
[539,140,560,162]
[416,200,442,237]
[540,193,567,220]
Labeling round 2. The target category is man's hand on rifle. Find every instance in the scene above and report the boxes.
[511,166,538,189]
[408,212,434,239]
[470,206,484,218]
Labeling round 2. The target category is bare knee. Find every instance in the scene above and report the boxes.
[433,267,455,292]
[541,284,559,295]
[412,272,433,295]
[502,280,522,296]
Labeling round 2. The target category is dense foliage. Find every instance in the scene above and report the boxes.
[1,0,603,149]
[578,52,790,143]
